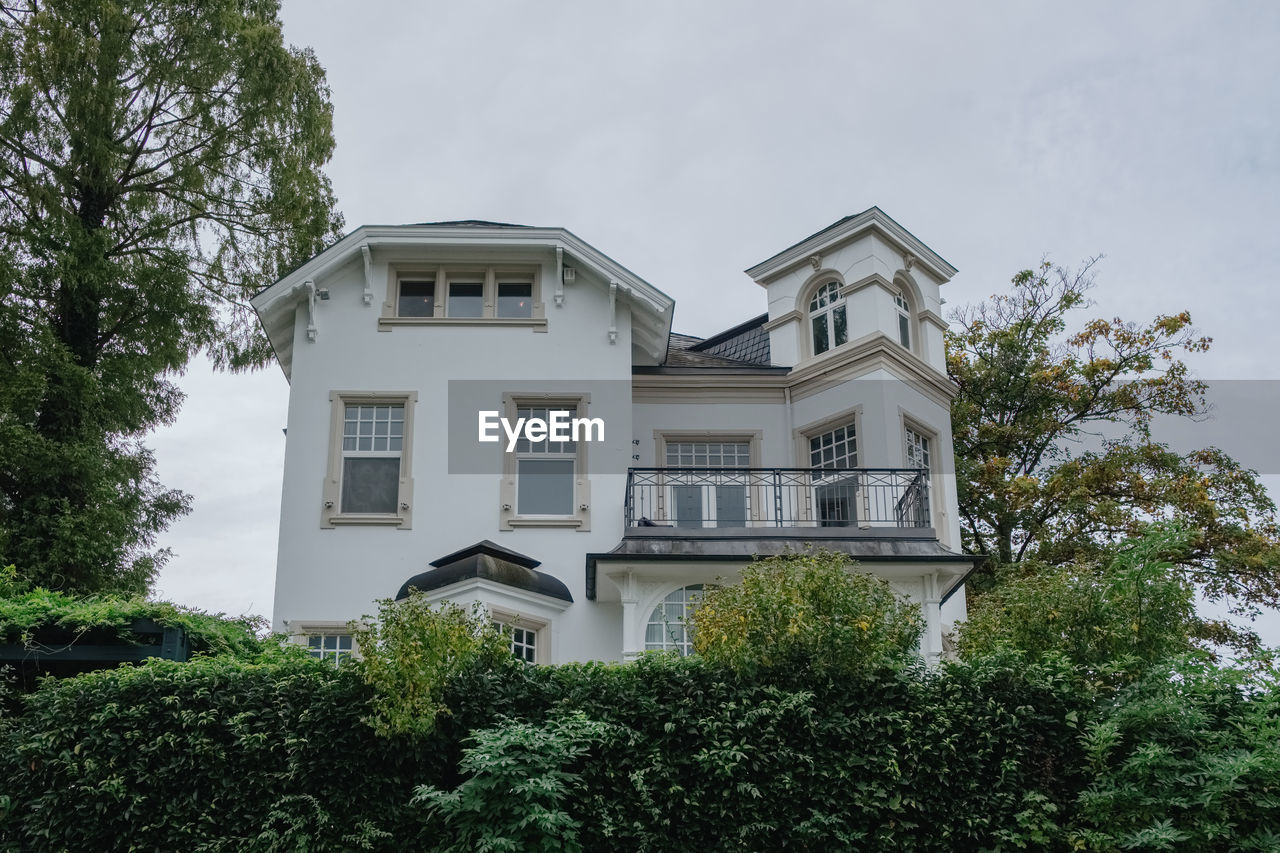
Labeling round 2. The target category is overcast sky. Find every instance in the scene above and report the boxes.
[147,1,1280,640]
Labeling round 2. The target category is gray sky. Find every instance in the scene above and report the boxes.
[148,1,1280,640]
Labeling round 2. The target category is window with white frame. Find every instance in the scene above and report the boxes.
[809,423,857,470]
[645,584,713,656]
[307,633,354,665]
[494,622,538,663]
[515,405,577,516]
[905,425,931,471]
[809,422,858,527]
[388,266,540,321]
[323,392,416,527]
[809,280,848,356]
[665,440,750,528]
[339,403,404,514]
[893,290,911,349]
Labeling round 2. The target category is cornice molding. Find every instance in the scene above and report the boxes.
[762,309,802,331]
[746,207,957,286]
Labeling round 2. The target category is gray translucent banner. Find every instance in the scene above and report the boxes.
[446,378,1280,477]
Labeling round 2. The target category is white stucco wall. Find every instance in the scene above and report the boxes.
[268,222,971,664]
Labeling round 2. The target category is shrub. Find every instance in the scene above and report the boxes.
[414,711,617,853]
[689,550,923,675]
[0,655,441,851]
[958,524,1197,677]
[1069,656,1280,850]
[0,576,269,659]
[352,592,510,737]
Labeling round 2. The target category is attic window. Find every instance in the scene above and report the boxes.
[382,265,545,327]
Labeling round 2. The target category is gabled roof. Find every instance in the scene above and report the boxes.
[395,540,572,603]
[745,206,957,284]
[251,221,675,380]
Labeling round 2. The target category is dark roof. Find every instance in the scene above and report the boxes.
[688,313,770,365]
[748,206,952,275]
[662,313,772,368]
[408,219,532,228]
[584,534,979,600]
[396,540,572,603]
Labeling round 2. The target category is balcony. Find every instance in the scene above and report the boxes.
[623,467,930,534]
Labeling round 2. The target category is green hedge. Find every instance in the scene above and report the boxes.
[1,651,1096,852]
[4,651,1278,850]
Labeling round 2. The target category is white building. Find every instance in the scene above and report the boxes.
[251,208,977,665]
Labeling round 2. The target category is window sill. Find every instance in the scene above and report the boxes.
[379,317,547,329]
[325,513,407,528]
[506,517,585,529]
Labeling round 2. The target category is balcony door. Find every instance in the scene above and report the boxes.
[665,440,750,528]
[808,422,859,527]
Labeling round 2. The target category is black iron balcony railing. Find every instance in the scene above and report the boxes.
[624,467,930,530]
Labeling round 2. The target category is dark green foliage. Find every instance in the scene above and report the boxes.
[3,648,1276,851]
[958,524,1199,679]
[0,573,268,659]
[1069,657,1280,851]
[0,0,343,594]
[1,656,441,851]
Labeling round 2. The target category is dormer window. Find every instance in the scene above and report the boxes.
[381,265,545,327]
[893,290,911,349]
[809,281,847,356]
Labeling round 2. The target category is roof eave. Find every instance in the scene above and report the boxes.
[745,207,958,285]
[250,224,676,378]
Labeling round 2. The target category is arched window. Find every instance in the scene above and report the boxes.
[645,584,712,656]
[808,281,847,355]
[893,289,911,350]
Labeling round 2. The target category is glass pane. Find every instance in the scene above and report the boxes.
[517,459,574,515]
[341,457,400,513]
[398,280,435,317]
[497,282,533,318]
[899,314,911,348]
[448,281,484,317]
[833,305,847,347]
[812,314,829,354]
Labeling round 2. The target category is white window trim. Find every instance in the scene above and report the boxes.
[793,407,865,528]
[288,620,361,662]
[805,277,849,358]
[321,390,418,529]
[642,583,714,657]
[380,262,547,329]
[652,430,763,526]
[499,392,592,531]
[490,605,550,665]
[898,408,940,530]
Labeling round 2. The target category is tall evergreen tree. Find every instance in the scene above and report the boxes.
[0,0,343,593]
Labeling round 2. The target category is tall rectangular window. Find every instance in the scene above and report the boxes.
[905,426,931,470]
[515,405,576,516]
[340,403,404,514]
[809,422,858,527]
[665,440,750,527]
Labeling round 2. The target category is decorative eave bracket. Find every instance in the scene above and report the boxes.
[608,280,618,344]
[361,245,374,306]
[293,279,318,342]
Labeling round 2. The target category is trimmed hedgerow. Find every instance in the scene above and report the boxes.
[0,655,444,851]
[1,650,1093,852]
